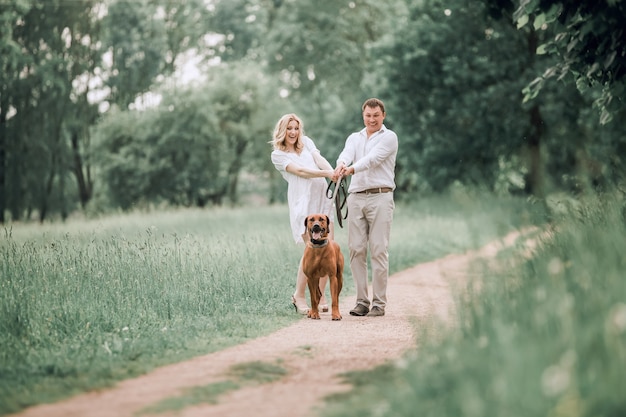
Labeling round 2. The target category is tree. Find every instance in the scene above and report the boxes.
[93,61,278,209]
[207,0,269,62]
[0,1,30,223]
[0,0,102,222]
[209,0,388,99]
[486,0,626,189]
[511,0,626,124]
[263,0,385,96]
[382,0,552,195]
[0,0,215,222]
[100,0,211,110]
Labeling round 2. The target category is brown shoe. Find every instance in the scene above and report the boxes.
[366,306,385,317]
[349,304,369,316]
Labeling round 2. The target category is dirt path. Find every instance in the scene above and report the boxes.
[14,230,531,417]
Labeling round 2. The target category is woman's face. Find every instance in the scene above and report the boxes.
[284,120,300,148]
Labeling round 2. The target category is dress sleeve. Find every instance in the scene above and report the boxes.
[271,150,290,172]
[303,136,320,155]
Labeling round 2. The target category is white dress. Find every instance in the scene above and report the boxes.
[271,136,333,244]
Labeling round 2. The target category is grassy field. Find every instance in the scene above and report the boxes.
[0,191,538,415]
[322,192,626,417]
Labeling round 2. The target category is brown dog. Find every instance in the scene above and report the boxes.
[302,214,344,320]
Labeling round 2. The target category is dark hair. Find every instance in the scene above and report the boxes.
[362,98,385,114]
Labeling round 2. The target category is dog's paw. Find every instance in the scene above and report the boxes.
[332,315,342,321]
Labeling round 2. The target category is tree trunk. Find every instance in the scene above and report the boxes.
[71,131,92,208]
[525,104,545,197]
[0,100,6,224]
[268,167,278,205]
[523,27,545,198]
[226,137,248,205]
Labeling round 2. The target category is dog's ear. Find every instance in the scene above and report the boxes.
[325,215,330,225]
[304,216,309,228]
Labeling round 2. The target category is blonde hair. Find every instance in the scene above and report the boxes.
[270,113,304,152]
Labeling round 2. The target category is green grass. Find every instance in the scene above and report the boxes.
[138,360,287,415]
[138,381,240,415]
[0,193,539,415]
[321,192,626,417]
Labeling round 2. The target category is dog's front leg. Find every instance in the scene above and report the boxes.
[329,276,342,320]
[306,277,321,319]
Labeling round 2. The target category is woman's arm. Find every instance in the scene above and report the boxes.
[312,151,333,171]
[285,162,334,179]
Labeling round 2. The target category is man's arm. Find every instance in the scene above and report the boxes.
[334,134,356,178]
[352,132,398,173]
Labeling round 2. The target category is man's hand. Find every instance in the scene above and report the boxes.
[333,163,355,181]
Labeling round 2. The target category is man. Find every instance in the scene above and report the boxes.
[334,98,398,317]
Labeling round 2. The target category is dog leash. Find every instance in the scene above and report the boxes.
[326,176,348,228]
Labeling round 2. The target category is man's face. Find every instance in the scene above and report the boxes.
[362,105,385,135]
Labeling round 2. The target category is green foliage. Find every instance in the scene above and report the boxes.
[92,109,159,209]
[513,0,626,124]
[0,0,101,221]
[384,0,535,193]
[101,0,212,109]
[265,0,386,96]
[384,0,626,196]
[92,62,279,209]
[0,0,215,222]
[322,192,626,417]
[208,0,268,62]
[101,0,168,108]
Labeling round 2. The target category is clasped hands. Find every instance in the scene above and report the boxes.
[331,163,354,182]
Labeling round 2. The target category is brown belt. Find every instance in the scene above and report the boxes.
[355,187,393,194]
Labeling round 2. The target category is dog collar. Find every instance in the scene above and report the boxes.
[309,238,329,248]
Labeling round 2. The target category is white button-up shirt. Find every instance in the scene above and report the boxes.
[336,124,398,193]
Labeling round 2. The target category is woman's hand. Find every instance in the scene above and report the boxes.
[333,163,345,181]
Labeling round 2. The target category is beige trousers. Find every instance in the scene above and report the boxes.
[347,192,394,309]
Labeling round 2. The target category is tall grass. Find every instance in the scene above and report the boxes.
[1,206,302,413]
[0,194,538,415]
[324,192,626,417]
[389,187,535,270]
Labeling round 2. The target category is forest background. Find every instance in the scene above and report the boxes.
[1,0,625,223]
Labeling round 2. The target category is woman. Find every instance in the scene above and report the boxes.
[270,113,335,314]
